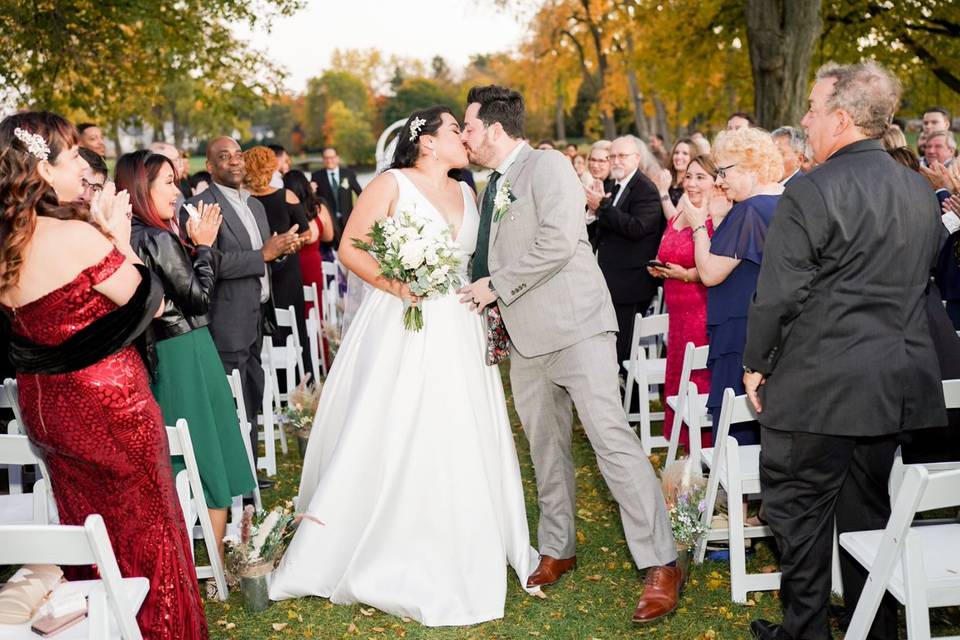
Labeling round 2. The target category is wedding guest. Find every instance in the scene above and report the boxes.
[0,112,207,639]
[268,143,291,189]
[183,136,300,479]
[666,138,694,205]
[316,145,363,234]
[648,154,722,451]
[584,141,611,245]
[771,126,806,185]
[881,125,908,150]
[119,150,256,562]
[922,106,951,136]
[921,129,956,168]
[691,132,711,155]
[585,135,665,376]
[189,170,211,196]
[745,61,945,640]
[649,133,668,167]
[150,141,186,217]
[726,112,754,130]
[888,145,921,172]
[76,122,106,157]
[244,146,312,379]
[78,146,108,206]
[684,126,783,445]
[572,153,587,178]
[536,139,555,150]
[564,142,578,161]
[283,169,335,320]
[177,149,192,198]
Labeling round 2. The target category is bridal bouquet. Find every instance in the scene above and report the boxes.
[352,208,463,331]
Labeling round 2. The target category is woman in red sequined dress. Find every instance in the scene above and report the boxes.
[648,154,724,452]
[0,112,208,639]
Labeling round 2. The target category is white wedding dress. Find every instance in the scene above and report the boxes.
[269,169,539,626]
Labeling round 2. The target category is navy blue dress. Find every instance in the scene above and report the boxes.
[706,194,780,444]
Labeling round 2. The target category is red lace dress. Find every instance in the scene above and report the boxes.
[657,217,713,450]
[4,248,208,640]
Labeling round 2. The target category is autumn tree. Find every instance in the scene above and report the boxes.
[304,71,372,149]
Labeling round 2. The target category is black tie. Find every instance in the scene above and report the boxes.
[328,172,339,214]
[472,170,500,281]
[609,182,621,205]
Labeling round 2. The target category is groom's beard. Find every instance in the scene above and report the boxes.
[466,137,495,169]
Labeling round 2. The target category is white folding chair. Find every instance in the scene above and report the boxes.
[254,360,283,476]
[165,420,228,601]
[321,261,340,330]
[664,342,712,465]
[841,466,960,640]
[696,389,780,602]
[622,313,669,455]
[0,514,148,640]
[1,378,24,427]
[272,305,305,395]
[303,283,326,379]
[1,380,25,494]
[0,434,54,525]
[226,371,262,512]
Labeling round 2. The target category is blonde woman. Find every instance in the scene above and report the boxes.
[683,127,783,446]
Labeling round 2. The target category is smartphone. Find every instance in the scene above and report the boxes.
[647,259,667,269]
[30,609,87,637]
[183,203,201,225]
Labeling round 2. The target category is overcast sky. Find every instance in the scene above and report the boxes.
[239,0,530,93]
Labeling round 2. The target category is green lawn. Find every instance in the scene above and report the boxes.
[204,368,959,639]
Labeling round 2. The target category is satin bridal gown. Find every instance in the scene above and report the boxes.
[269,169,539,626]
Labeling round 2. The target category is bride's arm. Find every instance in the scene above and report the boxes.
[338,173,414,300]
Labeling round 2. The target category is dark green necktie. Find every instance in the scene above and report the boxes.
[472,170,500,281]
[328,172,339,213]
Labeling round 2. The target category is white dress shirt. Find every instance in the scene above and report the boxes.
[215,181,270,303]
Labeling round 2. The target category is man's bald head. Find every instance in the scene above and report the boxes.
[206,137,245,189]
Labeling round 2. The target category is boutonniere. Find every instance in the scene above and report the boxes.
[492,180,517,223]
[340,178,350,190]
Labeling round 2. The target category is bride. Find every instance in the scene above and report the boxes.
[269,106,539,626]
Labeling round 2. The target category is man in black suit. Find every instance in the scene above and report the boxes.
[743,62,947,640]
[586,135,665,376]
[182,137,300,483]
[316,146,363,234]
[771,126,806,186]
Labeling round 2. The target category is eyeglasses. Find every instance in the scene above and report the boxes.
[82,177,104,193]
[609,152,638,162]
[587,157,609,164]
[716,163,738,179]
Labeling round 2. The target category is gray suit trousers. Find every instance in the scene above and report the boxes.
[509,331,676,569]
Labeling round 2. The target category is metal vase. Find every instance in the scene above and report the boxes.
[297,433,310,459]
[239,568,272,612]
[676,544,692,580]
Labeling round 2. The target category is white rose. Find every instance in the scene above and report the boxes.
[424,246,440,266]
[399,239,428,269]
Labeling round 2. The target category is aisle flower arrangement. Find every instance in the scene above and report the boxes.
[277,376,322,457]
[660,457,708,570]
[224,504,296,611]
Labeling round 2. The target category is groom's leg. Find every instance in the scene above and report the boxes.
[547,332,676,569]
[510,349,577,559]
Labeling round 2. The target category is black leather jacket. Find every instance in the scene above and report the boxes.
[130,218,219,341]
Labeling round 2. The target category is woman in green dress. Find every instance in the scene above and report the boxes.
[117,150,256,559]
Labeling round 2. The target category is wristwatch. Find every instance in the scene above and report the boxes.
[743,365,758,374]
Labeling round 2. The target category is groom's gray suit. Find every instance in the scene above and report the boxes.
[484,143,676,569]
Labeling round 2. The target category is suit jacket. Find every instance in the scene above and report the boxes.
[593,171,665,304]
[180,183,271,354]
[744,138,946,436]
[315,166,362,225]
[486,145,618,357]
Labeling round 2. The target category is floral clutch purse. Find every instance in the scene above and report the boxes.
[484,304,511,366]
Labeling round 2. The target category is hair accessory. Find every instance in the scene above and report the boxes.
[409,117,426,142]
[13,128,50,161]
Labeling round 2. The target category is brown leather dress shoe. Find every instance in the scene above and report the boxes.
[632,565,682,623]
[526,555,577,588]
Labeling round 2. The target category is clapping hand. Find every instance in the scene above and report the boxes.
[920,161,953,191]
[262,225,301,261]
[186,202,222,247]
[584,180,607,211]
[90,182,133,245]
[944,194,960,215]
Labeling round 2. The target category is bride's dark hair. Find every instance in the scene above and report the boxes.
[390,106,455,170]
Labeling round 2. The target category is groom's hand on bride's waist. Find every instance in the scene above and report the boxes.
[458,278,497,314]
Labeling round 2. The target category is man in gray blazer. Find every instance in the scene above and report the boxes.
[459,86,679,624]
[182,137,300,480]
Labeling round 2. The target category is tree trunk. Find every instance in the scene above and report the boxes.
[653,93,670,146]
[110,122,122,159]
[745,0,822,129]
[601,111,617,140]
[555,88,566,142]
[625,35,648,139]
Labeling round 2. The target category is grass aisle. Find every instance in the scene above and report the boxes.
[205,368,955,639]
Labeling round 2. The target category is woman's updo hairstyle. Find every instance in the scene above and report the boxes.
[390,106,455,170]
[0,111,82,293]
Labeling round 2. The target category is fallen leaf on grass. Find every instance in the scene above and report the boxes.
[760,565,778,574]
[347,622,358,634]
[585,574,602,581]
[371,626,385,633]
[271,623,287,631]
[359,608,375,616]
[224,622,236,630]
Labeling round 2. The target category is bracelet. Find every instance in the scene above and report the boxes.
[691,224,707,235]
[660,194,670,202]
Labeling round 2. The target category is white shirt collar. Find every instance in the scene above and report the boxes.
[213,181,249,202]
[495,141,527,176]
[616,168,638,188]
[781,169,800,184]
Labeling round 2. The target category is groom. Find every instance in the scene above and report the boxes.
[458,85,680,624]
